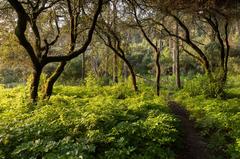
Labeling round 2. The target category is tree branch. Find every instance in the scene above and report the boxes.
[7,0,40,69]
[45,0,103,63]
[131,1,158,52]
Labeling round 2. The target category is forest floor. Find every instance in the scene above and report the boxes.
[168,101,211,159]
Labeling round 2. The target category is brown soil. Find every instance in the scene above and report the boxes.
[168,101,210,159]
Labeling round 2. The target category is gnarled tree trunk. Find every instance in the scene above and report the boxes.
[30,67,42,102]
[42,61,66,100]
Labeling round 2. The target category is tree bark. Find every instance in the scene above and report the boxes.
[82,52,85,80]
[122,62,128,81]
[113,53,118,83]
[223,22,230,83]
[43,61,66,99]
[30,68,42,102]
[237,21,240,46]
[105,50,109,78]
[175,23,181,89]
[123,58,138,91]
[155,50,161,96]
[112,0,118,83]
[170,38,176,75]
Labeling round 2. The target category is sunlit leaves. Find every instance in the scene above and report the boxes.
[0,84,180,158]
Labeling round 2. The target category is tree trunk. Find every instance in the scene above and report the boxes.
[43,61,66,100]
[121,61,126,82]
[107,46,138,91]
[123,62,128,81]
[175,23,181,89]
[238,21,240,47]
[30,68,42,102]
[123,58,138,92]
[82,52,85,80]
[113,53,118,83]
[171,38,176,75]
[112,0,118,83]
[222,22,230,84]
[105,51,109,78]
[155,50,161,96]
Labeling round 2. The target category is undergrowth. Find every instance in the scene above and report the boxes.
[0,84,180,159]
[174,75,240,159]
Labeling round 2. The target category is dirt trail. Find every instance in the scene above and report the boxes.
[168,101,210,159]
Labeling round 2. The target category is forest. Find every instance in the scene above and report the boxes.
[0,0,240,158]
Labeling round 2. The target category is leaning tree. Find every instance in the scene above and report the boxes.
[95,1,139,91]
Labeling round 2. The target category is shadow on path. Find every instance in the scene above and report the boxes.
[168,101,210,159]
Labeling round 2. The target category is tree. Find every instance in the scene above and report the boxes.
[174,22,181,89]
[96,13,138,91]
[130,1,163,96]
[148,9,229,95]
[7,0,104,101]
[129,0,233,95]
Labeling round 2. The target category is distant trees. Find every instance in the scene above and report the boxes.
[135,0,232,95]
[168,9,230,95]
[1,0,240,100]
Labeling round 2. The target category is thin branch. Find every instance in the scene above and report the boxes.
[35,0,61,17]
[131,1,158,52]
[204,15,225,67]
[49,14,60,45]
[182,47,204,65]
[169,12,210,70]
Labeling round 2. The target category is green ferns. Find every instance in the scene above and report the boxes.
[0,84,180,159]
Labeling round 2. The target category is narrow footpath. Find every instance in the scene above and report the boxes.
[168,101,211,159]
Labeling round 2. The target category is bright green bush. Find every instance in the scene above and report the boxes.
[0,84,180,159]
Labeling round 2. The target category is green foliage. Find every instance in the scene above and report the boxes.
[128,41,152,76]
[161,75,180,91]
[175,75,240,158]
[0,84,180,159]
[228,57,240,74]
[182,74,225,98]
[160,47,173,75]
[0,30,30,85]
[0,67,26,84]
